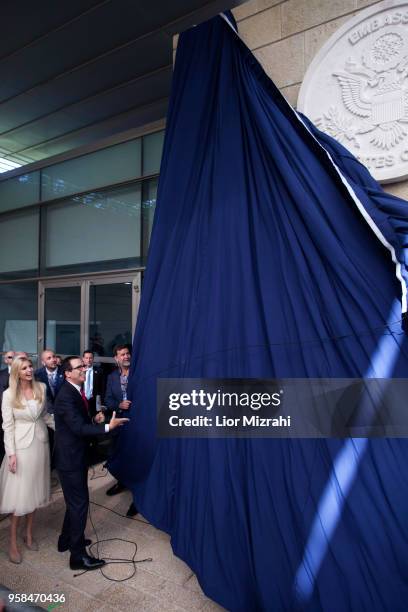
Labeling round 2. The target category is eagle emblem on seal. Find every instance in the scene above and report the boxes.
[322,33,408,150]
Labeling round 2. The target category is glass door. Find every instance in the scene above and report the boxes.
[84,274,141,361]
[38,272,141,362]
[38,279,84,358]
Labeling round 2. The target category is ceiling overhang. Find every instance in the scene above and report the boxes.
[0,0,243,170]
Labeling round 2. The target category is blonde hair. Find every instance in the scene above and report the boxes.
[8,357,45,409]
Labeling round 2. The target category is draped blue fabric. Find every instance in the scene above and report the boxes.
[109,13,408,611]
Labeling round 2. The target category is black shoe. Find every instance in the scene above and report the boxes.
[69,554,105,571]
[106,482,126,496]
[126,502,138,517]
[58,538,92,553]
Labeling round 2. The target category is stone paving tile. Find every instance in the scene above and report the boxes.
[153,580,208,610]
[201,600,227,612]
[59,589,109,612]
[143,562,193,589]
[97,583,161,610]
[137,600,186,612]
[143,523,171,542]
[21,542,67,575]
[121,566,167,596]
[183,573,204,594]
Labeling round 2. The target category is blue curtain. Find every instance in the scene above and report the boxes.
[110,13,408,611]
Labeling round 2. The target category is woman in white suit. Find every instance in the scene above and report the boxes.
[0,356,54,563]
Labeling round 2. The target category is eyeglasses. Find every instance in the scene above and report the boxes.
[71,364,86,370]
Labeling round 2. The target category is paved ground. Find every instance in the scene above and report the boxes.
[0,466,224,612]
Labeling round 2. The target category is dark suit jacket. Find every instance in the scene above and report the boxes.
[84,366,106,416]
[0,368,9,459]
[0,368,9,402]
[54,381,105,472]
[34,366,65,411]
[0,367,9,397]
[104,369,125,416]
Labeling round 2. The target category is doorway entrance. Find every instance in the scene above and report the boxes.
[38,272,141,361]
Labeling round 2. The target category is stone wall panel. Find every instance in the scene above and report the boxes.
[281,83,301,107]
[238,6,282,49]
[281,0,355,37]
[254,32,304,88]
[304,13,358,68]
[233,0,284,22]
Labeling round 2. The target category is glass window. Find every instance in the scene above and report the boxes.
[0,209,39,274]
[0,172,40,213]
[0,282,38,355]
[41,139,142,201]
[44,184,141,269]
[44,286,81,355]
[143,131,164,176]
[142,178,158,259]
[89,282,133,358]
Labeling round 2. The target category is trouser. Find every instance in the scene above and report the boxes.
[47,427,55,470]
[106,428,125,488]
[58,467,89,560]
[0,432,4,463]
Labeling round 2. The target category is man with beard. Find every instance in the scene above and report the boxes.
[35,349,65,412]
[104,345,137,517]
[35,349,64,469]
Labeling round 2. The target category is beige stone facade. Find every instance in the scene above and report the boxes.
[231,0,408,198]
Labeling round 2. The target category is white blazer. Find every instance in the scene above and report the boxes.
[1,384,55,456]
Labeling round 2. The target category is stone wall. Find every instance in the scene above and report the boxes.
[231,0,408,198]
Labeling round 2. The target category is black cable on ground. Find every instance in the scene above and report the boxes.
[72,504,153,581]
[89,500,150,525]
[72,466,153,581]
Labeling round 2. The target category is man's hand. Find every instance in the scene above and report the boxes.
[94,412,105,424]
[8,454,17,473]
[108,411,130,431]
[119,400,131,410]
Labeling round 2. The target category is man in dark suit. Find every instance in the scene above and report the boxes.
[82,350,105,417]
[35,349,64,470]
[34,349,65,412]
[0,351,14,461]
[104,345,132,420]
[0,352,13,397]
[54,355,128,571]
[104,345,137,517]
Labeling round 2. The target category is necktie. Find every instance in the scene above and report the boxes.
[85,368,93,399]
[80,388,89,416]
[48,372,56,396]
